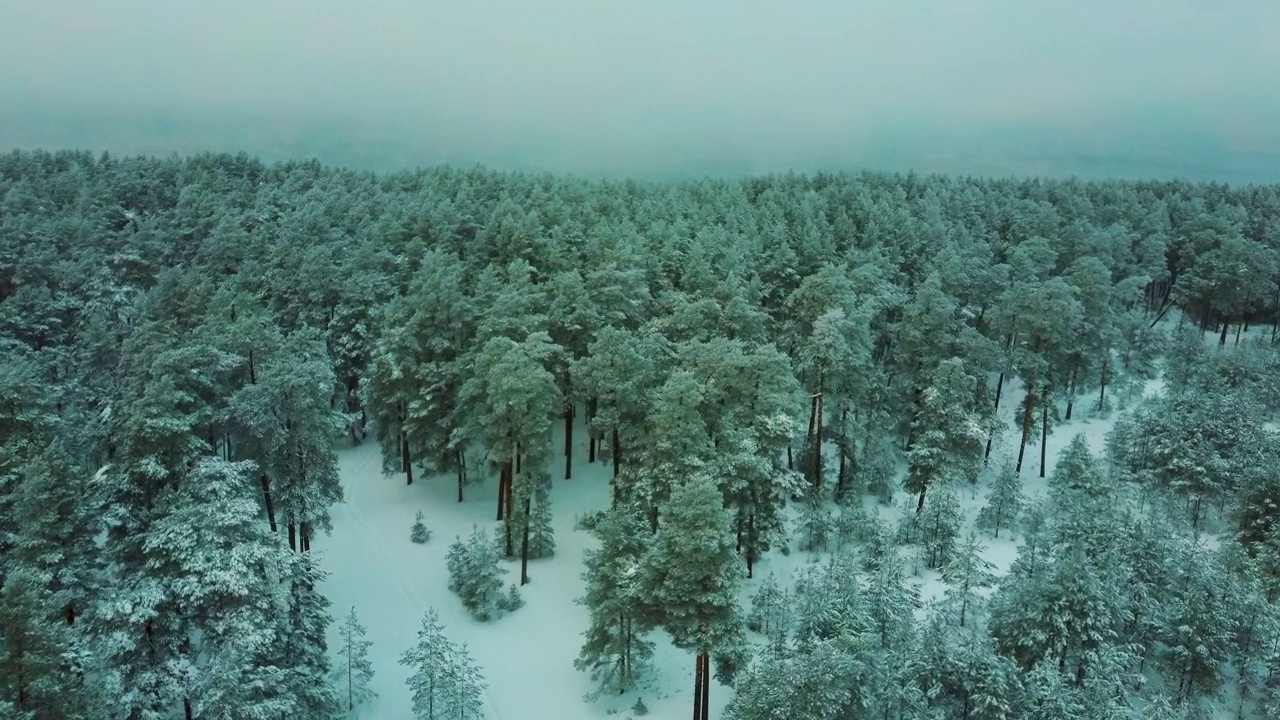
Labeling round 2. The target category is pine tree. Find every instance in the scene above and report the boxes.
[446,526,507,621]
[576,505,655,697]
[401,609,451,720]
[942,532,997,628]
[411,511,431,544]
[638,473,747,720]
[863,544,918,651]
[332,606,376,713]
[919,480,963,570]
[976,461,1024,538]
[746,573,791,648]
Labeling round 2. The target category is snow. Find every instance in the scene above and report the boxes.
[315,426,735,720]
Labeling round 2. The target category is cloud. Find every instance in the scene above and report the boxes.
[2,0,1278,182]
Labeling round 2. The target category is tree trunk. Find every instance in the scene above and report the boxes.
[1039,385,1050,478]
[611,428,620,478]
[184,697,193,720]
[1015,382,1036,474]
[1064,362,1078,420]
[1219,316,1230,346]
[812,388,824,491]
[692,652,705,720]
[984,371,1006,462]
[700,651,711,720]
[746,513,756,579]
[456,448,466,503]
[505,452,516,557]
[401,433,413,485]
[261,475,278,532]
[496,460,511,521]
[1236,315,1245,345]
[287,521,297,551]
[587,397,598,463]
[1098,356,1109,409]
[787,444,793,471]
[564,397,574,480]
[520,494,531,585]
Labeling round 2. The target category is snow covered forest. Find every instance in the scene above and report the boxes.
[3,148,1280,720]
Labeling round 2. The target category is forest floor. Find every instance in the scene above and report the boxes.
[314,321,1262,720]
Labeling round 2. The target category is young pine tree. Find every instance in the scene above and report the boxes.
[332,606,376,713]
[446,526,507,621]
[976,461,1024,538]
[942,531,997,628]
[746,573,791,647]
[401,609,453,720]
[919,480,963,570]
[411,511,431,544]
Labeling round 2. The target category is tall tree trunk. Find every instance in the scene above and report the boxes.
[700,651,711,720]
[1039,385,1050,478]
[746,513,756,579]
[692,652,705,720]
[787,444,793,471]
[505,449,517,557]
[520,494,532,585]
[497,460,511,521]
[456,448,466,502]
[587,397,598,463]
[611,428,620,478]
[564,397,574,480]
[985,371,1006,462]
[1064,362,1078,420]
[261,475,278,532]
[1015,382,1036,474]
[1237,314,1245,344]
[812,387,824,491]
[287,521,297,551]
[1220,315,1230,346]
[184,697,193,720]
[401,433,413,485]
[1098,356,1109,409]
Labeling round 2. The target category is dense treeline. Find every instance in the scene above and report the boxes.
[1,148,1279,719]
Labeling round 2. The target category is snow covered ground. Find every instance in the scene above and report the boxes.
[315,309,1263,720]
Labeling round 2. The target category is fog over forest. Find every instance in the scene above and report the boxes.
[3,0,1280,182]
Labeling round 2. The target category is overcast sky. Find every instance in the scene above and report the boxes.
[2,0,1278,182]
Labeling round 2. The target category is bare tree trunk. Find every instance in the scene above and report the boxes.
[700,651,711,720]
[520,494,531,585]
[746,513,756,579]
[611,428,620,478]
[261,475,278,532]
[456,448,466,502]
[564,395,574,480]
[287,520,297,551]
[1064,362,1078,420]
[587,397,598,463]
[1015,382,1036,474]
[1220,315,1230,346]
[401,433,413,486]
[692,652,705,720]
[985,371,1006,463]
[496,460,511,521]
[1039,385,1050,478]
